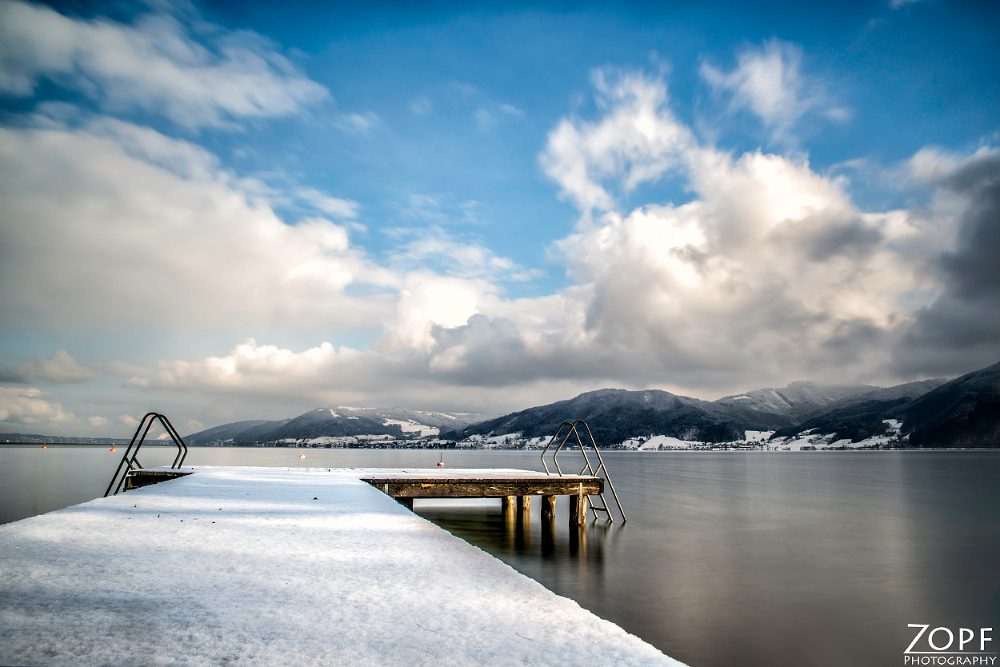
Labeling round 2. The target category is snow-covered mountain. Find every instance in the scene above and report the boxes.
[186,406,488,445]
[443,378,958,448]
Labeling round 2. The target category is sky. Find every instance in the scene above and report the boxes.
[0,0,998,437]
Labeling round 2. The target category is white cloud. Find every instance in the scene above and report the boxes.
[294,187,360,219]
[386,226,529,282]
[18,350,94,382]
[0,117,397,330]
[539,68,694,213]
[0,0,327,128]
[333,111,379,133]
[6,63,970,418]
[701,40,833,142]
[126,338,368,393]
[475,108,495,131]
[88,415,109,427]
[119,414,139,428]
[0,387,73,424]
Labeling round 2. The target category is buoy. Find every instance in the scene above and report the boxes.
[299,454,305,459]
[110,447,116,452]
[437,461,445,467]
[41,445,46,449]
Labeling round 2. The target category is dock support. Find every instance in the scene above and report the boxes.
[502,495,516,523]
[517,495,531,520]
[569,487,587,526]
[396,497,414,510]
[541,495,556,521]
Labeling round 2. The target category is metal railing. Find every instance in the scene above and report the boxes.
[104,412,188,497]
[541,420,627,522]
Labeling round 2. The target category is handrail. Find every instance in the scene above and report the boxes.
[104,412,188,497]
[541,420,627,522]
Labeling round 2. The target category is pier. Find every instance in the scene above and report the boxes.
[359,468,603,525]
[0,466,682,666]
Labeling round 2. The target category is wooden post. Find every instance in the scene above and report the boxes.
[568,485,587,526]
[541,495,556,521]
[396,497,413,511]
[502,495,516,523]
[517,495,531,519]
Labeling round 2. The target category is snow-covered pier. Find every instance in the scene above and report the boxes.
[359,468,603,524]
[0,466,682,666]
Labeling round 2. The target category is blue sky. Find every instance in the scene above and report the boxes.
[1,0,998,436]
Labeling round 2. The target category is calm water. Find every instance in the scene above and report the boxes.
[2,446,999,667]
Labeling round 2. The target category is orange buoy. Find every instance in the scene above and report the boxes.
[437,461,445,467]
[110,447,116,452]
[299,454,305,458]
[41,445,47,449]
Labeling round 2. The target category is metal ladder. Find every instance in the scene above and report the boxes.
[541,420,627,522]
[105,412,188,497]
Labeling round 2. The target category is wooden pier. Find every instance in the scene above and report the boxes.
[0,466,680,667]
[361,469,603,525]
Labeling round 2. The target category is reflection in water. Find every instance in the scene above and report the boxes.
[2,447,999,667]
[414,452,1000,667]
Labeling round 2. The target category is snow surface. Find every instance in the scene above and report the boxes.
[382,419,440,438]
[770,419,903,450]
[0,466,682,667]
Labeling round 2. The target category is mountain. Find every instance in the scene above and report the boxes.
[442,388,798,445]
[715,382,881,422]
[770,379,950,443]
[185,407,488,445]
[183,366,997,449]
[898,363,1000,448]
[444,377,962,448]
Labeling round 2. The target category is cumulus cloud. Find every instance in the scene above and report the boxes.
[0,387,73,424]
[0,117,396,330]
[88,415,109,427]
[10,63,980,417]
[413,70,940,392]
[124,70,950,405]
[0,0,327,128]
[18,350,94,382]
[539,68,694,213]
[701,40,840,143]
[892,147,1000,375]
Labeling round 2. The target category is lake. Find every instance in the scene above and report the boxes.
[2,446,998,667]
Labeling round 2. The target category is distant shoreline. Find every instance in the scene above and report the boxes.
[2,441,997,451]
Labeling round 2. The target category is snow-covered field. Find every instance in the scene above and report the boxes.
[769,420,903,451]
[0,466,682,667]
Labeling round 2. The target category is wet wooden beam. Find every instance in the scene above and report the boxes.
[541,495,556,521]
[569,486,588,526]
[364,477,602,499]
[502,495,516,522]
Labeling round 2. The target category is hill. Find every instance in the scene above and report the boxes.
[185,406,487,445]
[442,388,796,444]
[898,362,1000,447]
